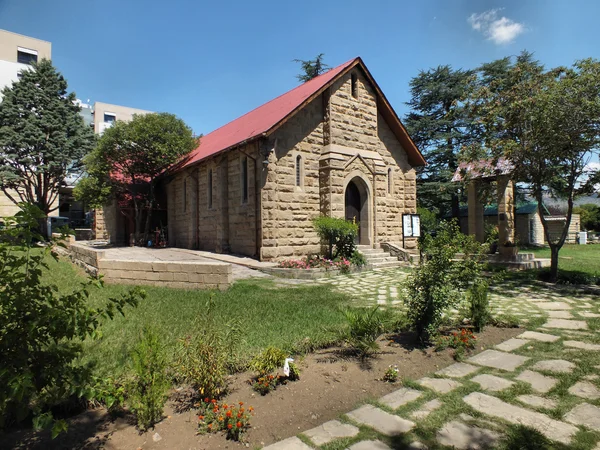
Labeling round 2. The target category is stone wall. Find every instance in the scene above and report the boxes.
[98,259,231,290]
[68,242,232,290]
[167,144,258,257]
[259,67,418,260]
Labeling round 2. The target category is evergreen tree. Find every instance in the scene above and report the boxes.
[0,60,95,223]
[404,66,475,218]
[293,54,330,82]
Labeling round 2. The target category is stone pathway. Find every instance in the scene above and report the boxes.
[316,268,554,324]
[263,282,600,449]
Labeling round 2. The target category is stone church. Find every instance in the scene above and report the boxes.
[164,57,425,261]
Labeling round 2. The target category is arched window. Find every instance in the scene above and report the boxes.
[387,168,393,194]
[208,169,213,209]
[295,155,302,187]
[351,73,358,99]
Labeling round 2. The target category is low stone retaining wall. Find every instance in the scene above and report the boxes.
[262,266,363,280]
[98,259,231,290]
[68,242,232,290]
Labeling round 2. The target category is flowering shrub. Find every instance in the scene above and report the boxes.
[278,255,352,273]
[252,374,280,395]
[197,399,254,441]
[435,329,477,351]
[383,365,399,382]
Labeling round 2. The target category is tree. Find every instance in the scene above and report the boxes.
[468,53,600,281]
[0,60,95,227]
[293,54,330,82]
[404,66,476,218]
[0,205,142,434]
[574,204,600,231]
[75,113,197,244]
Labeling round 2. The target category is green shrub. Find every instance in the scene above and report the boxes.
[0,205,142,435]
[469,279,490,332]
[339,306,389,358]
[313,216,358,259]
[404,221,486,342]
[249,346,288,376]
[174,296,242,399]
[538,268,597,285]
[350,250,367,268]
[417,207,439,236]
[128,328,170,432]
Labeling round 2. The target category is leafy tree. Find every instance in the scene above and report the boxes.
[293,53,330,82]
[468,53,600,281]
[0,204,143,434]
[75,113,197,244]
[404,66,475,218]
[574,203,600,231]
[0,60,95,229]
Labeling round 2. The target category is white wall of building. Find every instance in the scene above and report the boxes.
[0,59,30,100]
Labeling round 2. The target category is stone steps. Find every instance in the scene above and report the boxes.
[357,245,404,270]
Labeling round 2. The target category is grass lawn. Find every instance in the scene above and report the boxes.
[45,256,352,378]
[522,244,600,276]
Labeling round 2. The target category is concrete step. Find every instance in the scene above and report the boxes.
[369,261,405,269]
[364,256,400,264]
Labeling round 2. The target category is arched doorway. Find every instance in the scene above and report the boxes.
[344,177,370,245]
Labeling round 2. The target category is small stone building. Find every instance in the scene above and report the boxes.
[164,57,425,261]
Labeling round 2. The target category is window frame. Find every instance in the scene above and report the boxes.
[207,168,213,209]
[240,156,249,204]
[295,154,303,188]
[103,112,116,123]
[17,47,38,65]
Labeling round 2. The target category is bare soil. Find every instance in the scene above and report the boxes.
[1,326,521,450]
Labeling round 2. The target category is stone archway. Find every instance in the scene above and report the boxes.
[345,176,371,245]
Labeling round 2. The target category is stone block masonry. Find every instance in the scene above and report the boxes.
[68,243,233,290]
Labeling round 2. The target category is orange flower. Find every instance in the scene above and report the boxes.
[213,408,218,413]
[223,403,228,409]
[239,401,244,406]
[237,421,242,428]
[248,406,254,412]
[207,423,212,429]
[198,415,204,420]
[211,399,217,404]
[226,410,233,418]
[237,413,242,418]
[227,424,233,429]
[218,416,224,421]
[204,397,209,403]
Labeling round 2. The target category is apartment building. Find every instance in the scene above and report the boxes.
[0,29,53,217]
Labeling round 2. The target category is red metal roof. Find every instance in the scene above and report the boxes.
[180,58,359,169]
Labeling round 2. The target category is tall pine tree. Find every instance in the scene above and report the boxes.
[0,59,95,222]
[404,66,475,218]
[293,54,330,82]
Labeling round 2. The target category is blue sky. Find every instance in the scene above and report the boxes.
[1,0,600,140]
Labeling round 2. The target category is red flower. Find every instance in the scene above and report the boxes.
[237,421,243,428]
[226,411,233,418]
[227,424,233,429]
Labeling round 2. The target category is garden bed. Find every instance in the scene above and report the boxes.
[0,326,522,449]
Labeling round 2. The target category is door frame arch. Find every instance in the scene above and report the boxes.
[343,171,372,246]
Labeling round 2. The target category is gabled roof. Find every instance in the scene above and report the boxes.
[176,57,425,171]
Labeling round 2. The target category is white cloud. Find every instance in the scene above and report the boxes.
[468,9,525,45]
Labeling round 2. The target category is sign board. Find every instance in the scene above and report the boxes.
[402,214,421,238]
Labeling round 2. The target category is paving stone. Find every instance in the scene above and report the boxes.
[379,388,422,409]
[435,362,479,378]
[463,392,577,444]
[467,349,529,371]
[564,340,600,351]
[580,311,600,318]
[543,319,588,330]
[436,420,499,449]
[470,374,515,392]
[410,399,442,419]
[347,441,391,450]
[547,310,573,319]
[347,405,415,436]
[537,302,572,310]
[516,395,557,409]
[515,370,558,393]
[564,403,600,431]
[568,381,600,400]
[517,331,560,342]
[303,420,359,446]
[495,338,530,352]
[417,377,462,394]
[262,436,313,450]
[533,359,576,374]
